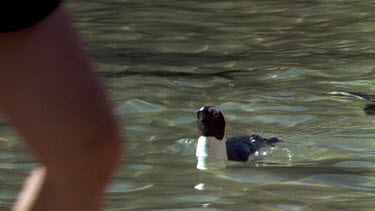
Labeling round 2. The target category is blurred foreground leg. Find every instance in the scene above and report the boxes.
[0,6,122,211]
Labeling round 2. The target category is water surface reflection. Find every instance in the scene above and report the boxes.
[1,0,375,210]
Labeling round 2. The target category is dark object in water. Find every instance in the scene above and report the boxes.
[326,91,375,102]
[326,91,375,115]
[364,104,375,115]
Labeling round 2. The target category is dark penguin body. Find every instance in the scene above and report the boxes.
[197,106,282,163]
[226,135,281,162]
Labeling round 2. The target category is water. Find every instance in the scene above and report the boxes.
[1,0,375,210]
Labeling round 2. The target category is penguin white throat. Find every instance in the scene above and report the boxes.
[196,136,227,170]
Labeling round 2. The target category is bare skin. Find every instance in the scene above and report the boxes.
[0,6,122,211]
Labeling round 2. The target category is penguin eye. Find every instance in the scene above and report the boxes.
[207,107,221,118]
[212,111,220,117]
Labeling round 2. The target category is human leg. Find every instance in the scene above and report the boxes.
[0,6,122,211]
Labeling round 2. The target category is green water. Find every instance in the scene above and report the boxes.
[1,0,375,210]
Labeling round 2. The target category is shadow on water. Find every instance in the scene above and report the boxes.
[100,68,245,79]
